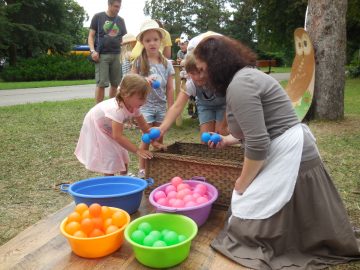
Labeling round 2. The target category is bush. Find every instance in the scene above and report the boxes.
[347,51,360,78]
[0,54,94,82]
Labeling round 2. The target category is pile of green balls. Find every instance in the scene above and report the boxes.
[130,222,187,247]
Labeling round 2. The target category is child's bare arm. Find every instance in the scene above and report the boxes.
[134,115,151,134]
[112,120,153,159]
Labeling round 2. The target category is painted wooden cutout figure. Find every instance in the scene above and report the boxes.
[285,28,315,121]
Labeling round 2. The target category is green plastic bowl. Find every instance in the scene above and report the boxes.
[124,213,198,268]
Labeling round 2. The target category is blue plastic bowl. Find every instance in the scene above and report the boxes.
[61,176,153,214]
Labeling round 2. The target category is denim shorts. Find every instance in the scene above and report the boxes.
[140,106,166,124]
[197,104,226,125]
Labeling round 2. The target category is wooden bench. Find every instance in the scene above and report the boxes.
[256,59,276,74]
[0,199,245,269]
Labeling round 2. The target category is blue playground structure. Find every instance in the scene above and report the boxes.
[71,45,90,56]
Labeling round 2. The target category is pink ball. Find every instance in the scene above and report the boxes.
[192,193,201,199]
[165,185,176,194]
[193,187,206,196]
[183,194,194,202]
[195,184,207,193]
[176,190,187,199]
[177,183,191,191]
[154,190,166,201]
[196,196,209,205]
[170,176,183,187]
[167,190,177,199]
[168,198,177,206]
[185,201,197,207]
[157,197,168,206]
[172,199,185,208]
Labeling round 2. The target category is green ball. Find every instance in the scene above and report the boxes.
[143,234,156,246]
[152,240,167,247]
[161,229,170,239]
[178,234,187,242]
[138,222,152,235]
[131,230,146,244]
[149,230,162,241]
[163,231,179,246]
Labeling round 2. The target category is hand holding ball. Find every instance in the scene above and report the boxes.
[141,128,161,144]
[141,133,151,144]
[210,133,221,144]
[201,132,221,144]
[149,128,161,139]
[201,132,211,143]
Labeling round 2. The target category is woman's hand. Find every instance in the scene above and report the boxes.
[234,177,246,195]
[135,149,153,159]
[151,140,167,150]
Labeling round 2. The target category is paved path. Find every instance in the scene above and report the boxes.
[0,73,289,107]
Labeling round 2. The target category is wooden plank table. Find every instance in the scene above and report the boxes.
[0,199,247,270]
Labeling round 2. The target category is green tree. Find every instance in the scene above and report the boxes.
[253,0,308,64]
[144,0,229,41]
[347,0,360,64]
[224,0,257,48]
[0,0,86,65]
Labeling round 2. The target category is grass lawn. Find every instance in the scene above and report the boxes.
[0,79,95,90]
[0,79,359,269]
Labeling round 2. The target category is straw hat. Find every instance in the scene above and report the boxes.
[122,33,136,45]
[136,19,166,41]
[187,31,222,52]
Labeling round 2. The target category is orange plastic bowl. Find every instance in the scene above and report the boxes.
[60,207,130,258]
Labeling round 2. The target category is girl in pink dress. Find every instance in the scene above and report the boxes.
[75,74,156,176]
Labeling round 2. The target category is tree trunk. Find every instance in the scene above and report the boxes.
[306,0,347,120]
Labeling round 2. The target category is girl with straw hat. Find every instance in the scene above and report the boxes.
[131,19,174,178]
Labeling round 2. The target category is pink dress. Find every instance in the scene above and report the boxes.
[74,98,141,174]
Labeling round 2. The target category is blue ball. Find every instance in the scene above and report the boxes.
[201,132,211,143]
[149,128,161,139]
[210,133,221,144]
[141,133,151,144]
[152,80,161,89]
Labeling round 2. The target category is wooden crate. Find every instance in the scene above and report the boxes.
[145,142,244,208]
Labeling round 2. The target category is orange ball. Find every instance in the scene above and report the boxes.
[67,212,81,223]
[73,230,87,238]
[65,221,81,235]
[103,218,113,229]
[89,203,102,217]
[75,203,88,214]
[80,218,94,235]
[101,206,113,219]
[91,216,104,230]
[81,209,90,219]
[89,228,105,238]
[112,211,127,228]
[106,225,119,235]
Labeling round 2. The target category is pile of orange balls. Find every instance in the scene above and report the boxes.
[64,203,127,238]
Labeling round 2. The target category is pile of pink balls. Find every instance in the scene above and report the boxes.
[152,176,210,208]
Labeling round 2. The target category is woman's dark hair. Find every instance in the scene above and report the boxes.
[193,35,257,94]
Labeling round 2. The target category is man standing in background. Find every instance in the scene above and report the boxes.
[88,0,127,103]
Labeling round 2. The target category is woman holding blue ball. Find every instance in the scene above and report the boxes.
[192,35,360,269]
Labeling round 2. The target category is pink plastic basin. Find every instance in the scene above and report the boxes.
[149,179,218,227]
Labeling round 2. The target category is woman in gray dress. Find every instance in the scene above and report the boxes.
[193,35,360,269]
